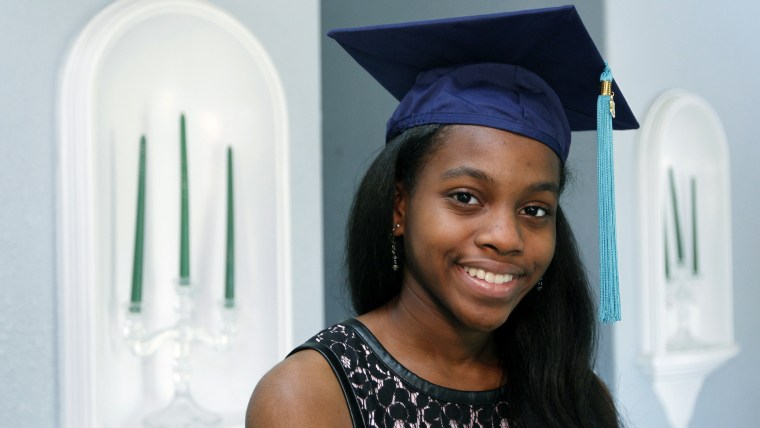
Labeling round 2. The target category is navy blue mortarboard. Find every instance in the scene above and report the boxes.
[328,5,639,322]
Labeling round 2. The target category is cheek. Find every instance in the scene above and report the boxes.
[402,198,466,264]
[404,203,446,254]
[528,224,557,272]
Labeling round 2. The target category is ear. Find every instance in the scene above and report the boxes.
[393,182,407,237]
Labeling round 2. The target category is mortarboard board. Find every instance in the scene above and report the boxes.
[328,5,639,322]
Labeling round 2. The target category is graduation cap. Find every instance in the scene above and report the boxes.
[328,5,639,322]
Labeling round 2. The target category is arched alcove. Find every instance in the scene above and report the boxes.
[57,0,293,426]
[637,89,739,428]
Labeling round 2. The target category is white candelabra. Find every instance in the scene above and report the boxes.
[664,171,702,352]
[665,266,702,352]
[123,280,237,427]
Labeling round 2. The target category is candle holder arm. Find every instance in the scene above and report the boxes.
[192,306,237,351]
[123,315,181,357]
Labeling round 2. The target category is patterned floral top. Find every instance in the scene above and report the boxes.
[290,318,511,428]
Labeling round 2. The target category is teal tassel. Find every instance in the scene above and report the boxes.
[598,64,620,322]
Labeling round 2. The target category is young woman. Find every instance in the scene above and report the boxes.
[247,6,638,427]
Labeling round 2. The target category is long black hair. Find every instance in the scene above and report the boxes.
[345,124,620,427]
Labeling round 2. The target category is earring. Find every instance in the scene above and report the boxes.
[391,224,400,271]
[535,278,544,292]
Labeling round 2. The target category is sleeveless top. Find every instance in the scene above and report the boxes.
[290,318,511,428]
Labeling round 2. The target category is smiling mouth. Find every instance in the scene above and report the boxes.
[462,266,515,285]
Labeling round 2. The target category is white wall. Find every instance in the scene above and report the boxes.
[0,2,114,424]
[4,0,755,426]
[0,1,320,426]
[608,1,760,426]
[213,0,323,354]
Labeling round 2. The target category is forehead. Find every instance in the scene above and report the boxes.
[420,125,562,183]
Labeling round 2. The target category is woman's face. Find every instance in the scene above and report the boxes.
[394,125,561,332]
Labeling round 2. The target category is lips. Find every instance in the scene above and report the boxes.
[461,265,515,285]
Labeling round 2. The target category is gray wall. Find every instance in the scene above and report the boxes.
[321,0,605,322]
[321,3,760,427]
[321,0,612,379]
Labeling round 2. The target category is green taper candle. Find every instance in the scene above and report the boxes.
[130,136,147,312]
[663,221,670,281]
[179,114,190,284]
[668,168,684,265]
[225,146,235,307]
[691,177,699,275]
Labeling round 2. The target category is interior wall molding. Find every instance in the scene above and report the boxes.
[57,1,291,426]
[636,89,738,428]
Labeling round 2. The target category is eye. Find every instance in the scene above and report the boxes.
[451,191,480,205]
[522,206,548,217]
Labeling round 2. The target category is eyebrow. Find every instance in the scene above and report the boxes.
[528,181,560,195]
[441,166,559,195]
[441,166,495,184]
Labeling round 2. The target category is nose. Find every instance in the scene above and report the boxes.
[474,208,524,255]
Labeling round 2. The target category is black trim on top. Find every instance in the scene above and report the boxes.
[289,342,366,428]
[343,318,508,405]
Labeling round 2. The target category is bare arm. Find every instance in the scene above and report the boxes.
[246,349,352,427]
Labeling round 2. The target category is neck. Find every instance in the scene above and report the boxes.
[358,285,503,390]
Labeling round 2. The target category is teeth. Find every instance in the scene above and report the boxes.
[464,266,514,284]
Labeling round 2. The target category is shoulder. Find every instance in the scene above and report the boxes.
[246,348,352,428]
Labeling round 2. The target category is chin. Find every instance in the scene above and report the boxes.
[456,308,515,333]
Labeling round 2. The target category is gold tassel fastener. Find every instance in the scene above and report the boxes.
[601,80,616,119]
